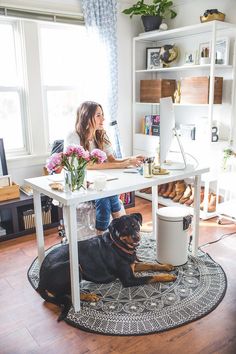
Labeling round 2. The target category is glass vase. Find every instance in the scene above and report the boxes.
[64,168,86,192]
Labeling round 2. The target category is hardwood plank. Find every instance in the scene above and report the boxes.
[0,197,235,354]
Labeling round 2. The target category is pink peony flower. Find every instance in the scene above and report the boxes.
[46,144,106,173]
[90,149,107,163]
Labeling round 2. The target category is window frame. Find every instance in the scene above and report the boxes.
[1,17,86,166]
[0,19,29,156]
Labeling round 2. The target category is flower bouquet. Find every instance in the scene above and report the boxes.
[46,144,107,192]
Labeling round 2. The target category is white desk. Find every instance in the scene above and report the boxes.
[25,165,209,313]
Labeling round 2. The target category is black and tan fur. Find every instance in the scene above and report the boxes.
[37,213,176,321]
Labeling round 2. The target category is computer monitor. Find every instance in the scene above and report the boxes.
[159,97,187,170]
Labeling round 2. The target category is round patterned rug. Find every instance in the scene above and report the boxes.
[27,234,227,335]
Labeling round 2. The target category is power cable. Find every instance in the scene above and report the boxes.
[188,231,236,252]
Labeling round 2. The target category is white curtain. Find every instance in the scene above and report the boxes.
[81,0,122,157]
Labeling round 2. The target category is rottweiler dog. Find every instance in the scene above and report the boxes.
[37,213,176,321]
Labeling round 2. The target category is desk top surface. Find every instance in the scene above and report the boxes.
[25,166,209,206]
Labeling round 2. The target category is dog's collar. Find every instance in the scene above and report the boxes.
[109,233,136,255]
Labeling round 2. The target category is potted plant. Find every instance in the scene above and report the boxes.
[122,0,177,32]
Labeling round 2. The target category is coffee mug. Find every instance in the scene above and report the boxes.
[94,174,107,191]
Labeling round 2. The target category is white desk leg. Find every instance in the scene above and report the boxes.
[62,205,68,240]
[152,185,158,258]
[192,175,201,256]
[33,191,45,265]
[64,204,80,313]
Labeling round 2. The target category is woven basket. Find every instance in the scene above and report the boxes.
[200,13,225,23]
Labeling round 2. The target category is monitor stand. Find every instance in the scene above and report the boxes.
[162,128,187,170]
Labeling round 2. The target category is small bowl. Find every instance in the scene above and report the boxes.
[200,13,225,23]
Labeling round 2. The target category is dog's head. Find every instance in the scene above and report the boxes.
[108,213,142,249]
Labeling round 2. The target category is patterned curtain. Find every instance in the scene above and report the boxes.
[81,0,122,158]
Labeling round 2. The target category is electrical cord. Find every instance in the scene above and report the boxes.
[199,231,236,250]
[188,231,236,252]
[169,150,199,169]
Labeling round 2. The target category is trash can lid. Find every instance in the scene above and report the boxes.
[157,206,190,222]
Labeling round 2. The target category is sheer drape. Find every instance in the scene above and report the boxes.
[81,0,122,157]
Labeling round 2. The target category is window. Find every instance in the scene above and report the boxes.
[40,24,88,145]
[40,24,110,146]
[0,21,25,152]
[1,18,109,159]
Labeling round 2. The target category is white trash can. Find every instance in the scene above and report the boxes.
[156,206,192,266]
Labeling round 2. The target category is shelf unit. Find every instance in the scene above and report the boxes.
[132,21,236,219]
[0,193,62,242]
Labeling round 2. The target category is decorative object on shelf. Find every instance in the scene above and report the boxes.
[211,126,219,142]
[0,175,11,188]
[215,38,229,65]
[223,148,236,170]
[174,80,181,103]
[122,0,177,32]
[184,50,197,65]
[146,47,162,69]
[180,76,223,104]
[159,22,168,31]
[198,38,229,65]
[0,182,20,202]
[20,184,33,196]
[46,145,106,192]
[160,44,178,67]
[199,41,211,65]
[200,9,225,23]
[140,79,176,102]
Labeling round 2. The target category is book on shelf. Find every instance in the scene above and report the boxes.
[141,115,160,136]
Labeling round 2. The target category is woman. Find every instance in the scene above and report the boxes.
[64,101,144,234]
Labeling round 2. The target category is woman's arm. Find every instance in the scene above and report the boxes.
[87,153,145,170]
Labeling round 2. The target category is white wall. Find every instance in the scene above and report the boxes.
[4,0,236,184]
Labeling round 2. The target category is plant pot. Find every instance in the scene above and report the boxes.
[141,15,162,32]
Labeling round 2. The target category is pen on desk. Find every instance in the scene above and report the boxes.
[123,171,139,174]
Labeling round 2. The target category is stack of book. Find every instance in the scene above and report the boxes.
[142,115,160,136]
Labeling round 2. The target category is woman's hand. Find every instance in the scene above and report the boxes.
[124,155,145,168]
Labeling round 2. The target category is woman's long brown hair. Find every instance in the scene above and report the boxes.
[75,101,111,151]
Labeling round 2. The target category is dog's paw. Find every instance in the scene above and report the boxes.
[162,263,175,271]
[80,293,100,302]
[151,273,177,283]
[160,274,177,282]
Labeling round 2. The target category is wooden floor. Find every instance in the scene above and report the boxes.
[1,197,236,354]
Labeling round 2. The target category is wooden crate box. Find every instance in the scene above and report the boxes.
[180,76,223,104]
[0,182,20,202]
[140,79,176,103]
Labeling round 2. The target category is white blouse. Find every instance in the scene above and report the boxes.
[64,130,113,157]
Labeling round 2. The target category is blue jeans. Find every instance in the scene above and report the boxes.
[95,195,121,231]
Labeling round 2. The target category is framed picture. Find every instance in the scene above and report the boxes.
[184,50,197,65]
[0,138,8,176]
[199,42,211,59]
[215,38,229,65]
[146,47,162,69]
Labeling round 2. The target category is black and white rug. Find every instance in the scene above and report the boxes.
[28,234,227,335]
